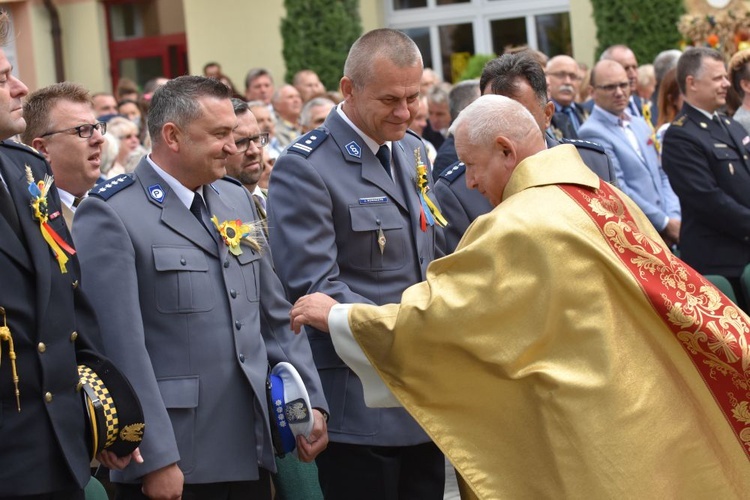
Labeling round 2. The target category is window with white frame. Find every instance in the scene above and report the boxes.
[388,0,571,83]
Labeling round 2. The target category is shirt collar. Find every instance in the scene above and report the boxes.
[146,154,205,210]
[336,103,391,155]
[686,102,715,121]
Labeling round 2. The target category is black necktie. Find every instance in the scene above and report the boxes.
[190,192,211,234]
[714,115,731,137]
[563,106,580,133]
[0,180,21,237]
[376,145,392,178]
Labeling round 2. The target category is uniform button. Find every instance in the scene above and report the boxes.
[230,289,237,298]
[71,280,79,289]
[235,320,242,330]
[239,354,245,363]
[70,331,78,342]
[44,392,53,403]
[180,258,187,266]
[37,342,46,353]
[224,259,230,268]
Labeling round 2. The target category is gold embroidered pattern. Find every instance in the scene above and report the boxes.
[562,182,750,458]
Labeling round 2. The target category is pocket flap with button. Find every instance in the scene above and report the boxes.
[153,246,208,272]
[158,376,199,408]
[349,204,403,232]
[713,148,740,161]
[235,245,261,265]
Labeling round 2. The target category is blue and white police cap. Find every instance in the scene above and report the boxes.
[269,362,314,454]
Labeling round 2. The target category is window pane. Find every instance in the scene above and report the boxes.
[535,13,572,57]
[436,0,470,5]
[393,0,427,8]
[438,23,474,83]
[490,17,527,54]
[403,27,433,71]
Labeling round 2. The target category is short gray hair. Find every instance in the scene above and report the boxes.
[300,97,335,129]
[344,29,422,90]
[449,80,480,121]
[653,49,682,84]
[148,76,231,145]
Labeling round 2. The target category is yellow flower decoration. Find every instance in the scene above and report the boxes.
[211,216,253,256]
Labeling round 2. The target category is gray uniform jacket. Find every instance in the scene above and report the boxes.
[268,111,441,446]
[434,135,617,253]
[72,158,326,484]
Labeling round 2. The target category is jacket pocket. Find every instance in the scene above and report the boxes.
[348,204,406,271]
[153,246,215,313]
[158,376,199,473]
[235,246,261,303]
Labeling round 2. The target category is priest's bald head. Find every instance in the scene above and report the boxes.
[451,94,545,206]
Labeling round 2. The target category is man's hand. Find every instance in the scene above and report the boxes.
[661,218,681,247]
[142,463,183,500]
[296,409,329,462]
[97,447,143,470]
[290,293,339,333]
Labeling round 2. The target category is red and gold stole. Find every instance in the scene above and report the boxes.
[560,180,750,461]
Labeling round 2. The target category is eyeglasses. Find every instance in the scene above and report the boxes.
[548,71,582,82]
[41,122,107,139]
[234,132,269,153]
[595,82,630,94]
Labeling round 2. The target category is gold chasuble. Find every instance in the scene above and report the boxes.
[346,145,750,499]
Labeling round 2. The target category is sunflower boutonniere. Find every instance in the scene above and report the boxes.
[210,216,261,255]
[25,166,76,273]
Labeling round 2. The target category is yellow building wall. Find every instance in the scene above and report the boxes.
[570,0,597,66]
[56,0,110,93]
[184,0,382,92]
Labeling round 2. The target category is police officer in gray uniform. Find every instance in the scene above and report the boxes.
[435,53,616,253]
[73,76,328,500]
[268,29,445,500]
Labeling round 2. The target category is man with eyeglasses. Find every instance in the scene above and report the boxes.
[72,76,328,500]
[578,59,681,247]
[600,44,645,118]
[226,98,269,224]
[546,55,587,139]
[19,82,106,229]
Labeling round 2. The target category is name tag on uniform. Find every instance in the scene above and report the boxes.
[359,196,389,205]
[714,143,727,148]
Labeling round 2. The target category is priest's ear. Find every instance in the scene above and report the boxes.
[494,135,518,166]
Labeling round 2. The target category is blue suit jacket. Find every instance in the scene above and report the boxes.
[268,110,441,446]
[578,105,680,231]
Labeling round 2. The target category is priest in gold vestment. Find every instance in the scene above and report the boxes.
[291,95,750,499]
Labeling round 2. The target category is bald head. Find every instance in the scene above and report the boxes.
[601,45,638,92]
[451,95,545,205]
[546,55,582,107]
[590,60,630,115]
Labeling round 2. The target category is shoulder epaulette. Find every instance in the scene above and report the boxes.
[288,128,329,158]
[0,139,45,160]
[438,162,465,184]
[671,115,687,127]
[220,175,243,187]
[560,138,606,154]
[89,174,134,200]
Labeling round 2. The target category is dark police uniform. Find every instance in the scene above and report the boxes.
[434,134,616,253]
[662,103,750,284]
[0,141,102,498]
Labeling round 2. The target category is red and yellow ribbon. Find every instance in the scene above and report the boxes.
[26,166,75,273]
[415,149,447,231]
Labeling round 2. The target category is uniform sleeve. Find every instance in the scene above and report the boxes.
[73,197,180,479]
[267,152,377,306]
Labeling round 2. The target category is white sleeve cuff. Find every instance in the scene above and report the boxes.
[329,304,401,408]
